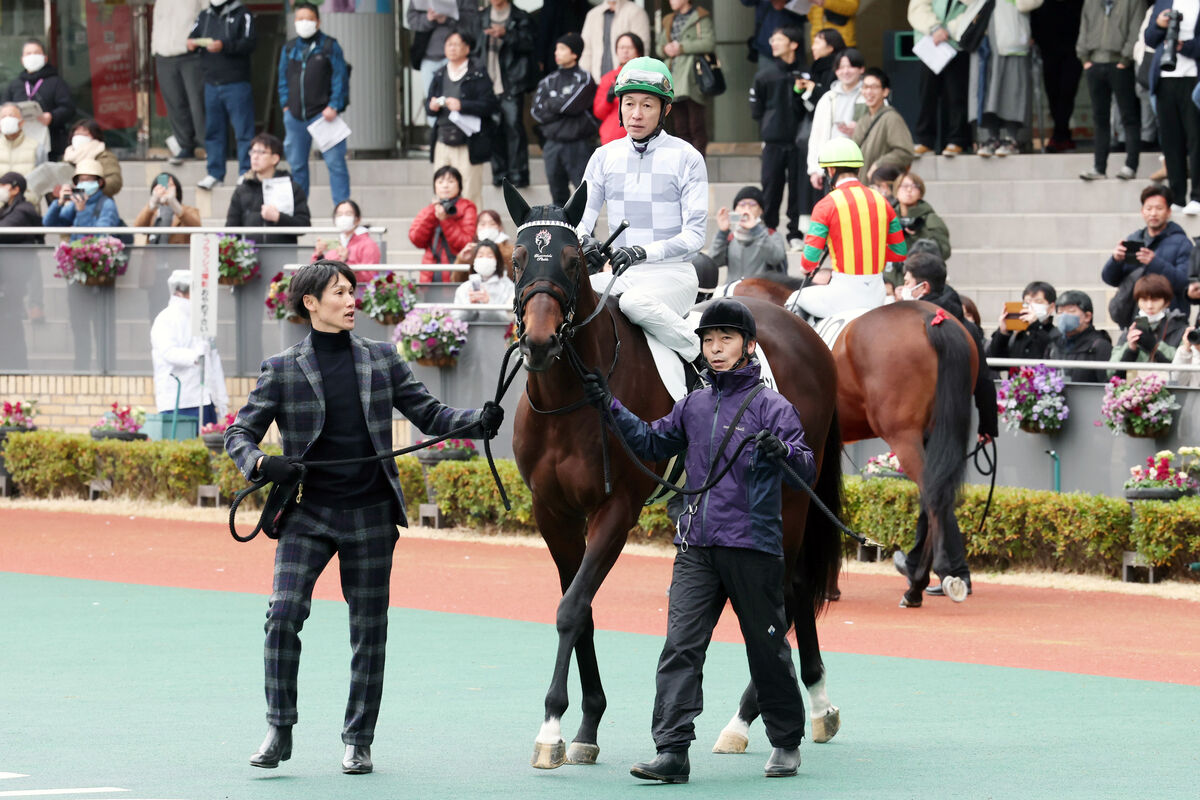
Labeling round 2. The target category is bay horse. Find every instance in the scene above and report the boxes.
[505,182,846,770]
[733,277,978,606]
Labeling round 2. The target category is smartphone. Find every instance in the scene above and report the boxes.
[155,174,170,188]
[470,274,482,292]
[1004,301,1030,332]
[729,212,745,224]
[1121,240,1142,265]
[70,187,85,199]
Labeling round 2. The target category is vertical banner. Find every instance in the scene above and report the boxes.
[190,234,219,339]
[85,1,138,129]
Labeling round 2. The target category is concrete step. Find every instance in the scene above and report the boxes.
[907,151,1160,182]
[924,178,1150,214]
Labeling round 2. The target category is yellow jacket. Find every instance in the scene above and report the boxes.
[810,0,859,47]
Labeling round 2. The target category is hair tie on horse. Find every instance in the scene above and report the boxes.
[930,309,949,326]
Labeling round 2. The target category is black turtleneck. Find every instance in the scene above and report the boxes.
[303,328,392,509]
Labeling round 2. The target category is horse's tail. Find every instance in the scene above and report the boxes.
[799,407,845,618]
[923,312,974,538]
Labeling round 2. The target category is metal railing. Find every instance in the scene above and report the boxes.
[987,358,1200,374]
[281,263,469,273]
[0,225,388,235]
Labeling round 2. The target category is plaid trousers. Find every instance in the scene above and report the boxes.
[264,499,397,746]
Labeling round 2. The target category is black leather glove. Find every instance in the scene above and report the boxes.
[609,245,647,274]
[757,432,789,462]
[260,455,302,484]
[580,234,608,275]
[480,400,505,439]
[582,373,611,409]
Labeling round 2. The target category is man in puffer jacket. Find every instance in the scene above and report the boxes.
[582,299,814,785]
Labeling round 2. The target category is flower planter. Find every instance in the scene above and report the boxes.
[374,312,406,327]
[82,273,117,287]
[202,432,226,454]
[416,356,457,368]
[1018,420,1057,434]
[1123,487,1194,502]
[1126,427,1171,439]
[218,274,248,286]
[90,430,149,442]
[864,470,910,481]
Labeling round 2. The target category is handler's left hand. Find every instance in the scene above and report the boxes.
[757,431,789,461]
[480,401,505,439]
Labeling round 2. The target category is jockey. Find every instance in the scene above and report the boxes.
[794,139,906,320]
[577,56,706,362]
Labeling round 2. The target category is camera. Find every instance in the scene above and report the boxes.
[898,215,925,232]
[1188,328,1200,345]
[1162,9,1184,73]
[439,197,458,215]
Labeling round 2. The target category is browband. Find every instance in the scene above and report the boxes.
[515,219,581,237]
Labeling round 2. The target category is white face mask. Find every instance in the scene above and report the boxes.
[476,226,500,242]
[334,215,356,233]
[1028,302,1050,321]
[22,54,45,74]
[0,186,11,205]
[0,117,19,136]
[473,258,497,279]
[1139,309,1166,324]
[71,134,92,152]
[295,20,319,39]
[898,283,923,302]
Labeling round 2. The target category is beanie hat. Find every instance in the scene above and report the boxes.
[0,171,26,194]
[1056,290,1094,314]
[732,186,765,210]
[557,32,584,58]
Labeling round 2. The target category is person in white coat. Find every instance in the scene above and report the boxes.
[150,269,229,425]
[806,48,865,191]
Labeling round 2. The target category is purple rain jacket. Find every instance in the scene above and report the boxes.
[608,360,816,556]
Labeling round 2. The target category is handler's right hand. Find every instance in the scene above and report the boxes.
[259,455,302,484]
[582,373,611,409]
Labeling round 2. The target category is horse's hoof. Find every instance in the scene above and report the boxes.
[712,729,749,754]
[565,741,599,765]
[943,575,968,603]
[530,739,566,769]
[812,707,841,743]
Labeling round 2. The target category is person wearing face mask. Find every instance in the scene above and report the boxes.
[0,171,43,244]
[278,2,351,206]
[1110,273,1190,376]
[0,103,44,182]
[1046,290,1113,382]
[42,159,120,238]
[133,172,201,245]
[710,185,787,282]
[452,240,515,322]
[312,201,381,273]
[986,280,1065,363]
[806,47,864,192]
[1,39,74,161]
[459,209,514,276]
[62,119,123,198]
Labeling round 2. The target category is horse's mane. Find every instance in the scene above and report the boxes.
[752,272,805,291]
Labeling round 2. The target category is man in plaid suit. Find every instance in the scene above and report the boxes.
[225,260,503,775]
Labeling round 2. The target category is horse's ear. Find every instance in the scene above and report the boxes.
[563,181,588,228]
[502,179,532,226]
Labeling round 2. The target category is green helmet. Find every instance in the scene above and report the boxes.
[817,138,864,169]
[614,57,675,103]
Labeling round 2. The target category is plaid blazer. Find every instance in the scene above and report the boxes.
[224,332,483,525]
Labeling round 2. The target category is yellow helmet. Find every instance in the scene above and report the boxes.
[817,138,864,169]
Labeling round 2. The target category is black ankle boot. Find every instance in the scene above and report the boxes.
[631,750,690,783]
[250,725,292,768]
[764,746,800,777]
[342,744,372,774]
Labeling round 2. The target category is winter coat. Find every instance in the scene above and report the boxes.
[750,57,808,145]
[531,65,598,142]
[1077,0,1145,64]
[908,0,971,47]
[473,3,538,96]
[740,0,808,61]
[806,79,863,176]
[406,0,480,64]
[278,31,348,122]
[896,198,952,260]
[579,0,651,81]
[150,295,229,414]
[224,169,311,245]
[1102,220,1193,317]
[853,104,915,179]
[594,67,624,145]
[133,202,202,245]
[190,0,257,85]
[63,140,123,198]
[708,223,787,282]
[810,0,860,46]
[427,64,499,165]
[657,7,716,105]
[608,360,816,556]
[924,283,1000,436]
[1171,338,1200,387]
[0,132,41,179]
[42,191,121,239]
[991,0,1043,56]
[1047,324,1114,382]
[0,197,43,243]
[1111,308,1189,366]
[409,196,478,283]
[986,316,1064,360]
[1145,0,1200,96]
[0,64,75,160]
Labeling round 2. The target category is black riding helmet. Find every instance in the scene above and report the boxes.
[695,298,757,339]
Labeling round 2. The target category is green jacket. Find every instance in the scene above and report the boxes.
[1110,309,1190,372]
[853,104,915,180]
[898,198,952,260]
[1076,0,1144,65]
[657,7,715,105]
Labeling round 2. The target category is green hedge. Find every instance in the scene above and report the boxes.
[5,435,1198,576]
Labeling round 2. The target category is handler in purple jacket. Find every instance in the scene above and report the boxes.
[583,298,815,784]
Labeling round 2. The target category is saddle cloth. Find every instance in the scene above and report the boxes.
[784,289,870,351]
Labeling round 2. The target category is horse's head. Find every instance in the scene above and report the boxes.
[504,180,589,372]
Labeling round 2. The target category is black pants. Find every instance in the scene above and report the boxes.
[155,53,206,155]
[1086,63,1140,173]
[904,508,970,583]
[1156,77,1200,205]
[542,138,592,206]
[1032,0,1083,141]
[490,92,529,185]
[761,142,806,238]
[916,52,971,150]
[652,545,805,752]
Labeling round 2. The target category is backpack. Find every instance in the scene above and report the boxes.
[952,0,996,54]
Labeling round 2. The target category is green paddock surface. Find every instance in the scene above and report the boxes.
[0,573,1197,799]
